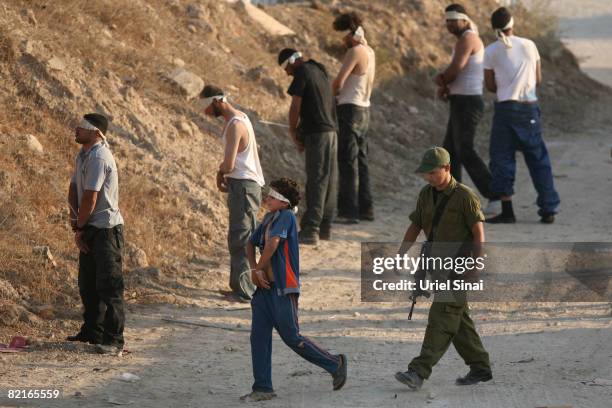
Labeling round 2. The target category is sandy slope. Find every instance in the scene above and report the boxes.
[1,2,612,407]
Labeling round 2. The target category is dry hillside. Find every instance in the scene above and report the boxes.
[0,0,610,340]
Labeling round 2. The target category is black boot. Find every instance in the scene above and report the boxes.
[486,200,516,224]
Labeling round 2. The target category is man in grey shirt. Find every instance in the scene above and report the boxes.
[67,113,125,355]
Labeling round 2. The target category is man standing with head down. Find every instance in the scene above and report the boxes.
[278,48,338,245]
[435,4,500,214]
[67,113,126,355]
[200,85,265,301]
[483,7,560,224]
[332,12,376,224]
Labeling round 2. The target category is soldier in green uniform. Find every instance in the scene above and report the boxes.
[394,146,492,390]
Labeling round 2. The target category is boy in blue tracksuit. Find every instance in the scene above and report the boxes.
[242,177,347,402]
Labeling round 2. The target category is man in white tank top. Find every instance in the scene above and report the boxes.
[435,4,499,212]
[332,12,376,224]
[200,85,265,301]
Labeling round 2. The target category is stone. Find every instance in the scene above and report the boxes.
[246,65,267,81]
[19,40,34,54]
[408,106,419,114]
[173,58,185,67]
[131,267,161,281]
[21,9,37,25]
[186,4,205,19]
[0,279,20,302]
[177,121,193,137]
[47,56,66,71]
[0,303,21,325]
[23,134,44,154]
[165,68,204,99]
[126,243,149,268]
[33,245,57,267]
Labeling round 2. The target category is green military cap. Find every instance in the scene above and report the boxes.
[415,146,450,173]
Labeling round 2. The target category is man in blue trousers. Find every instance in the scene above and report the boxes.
[483,7,560,224]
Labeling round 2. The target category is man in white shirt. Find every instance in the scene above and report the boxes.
[483,7,560,224]
[200,85,265,301]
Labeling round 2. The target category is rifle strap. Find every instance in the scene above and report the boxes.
[426,187,456,242]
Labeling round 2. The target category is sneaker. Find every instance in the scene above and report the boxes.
[332,354,348,391]
[540,213,555,224]
[485,213,516,224]
[239,391,277,402]
[394,368,423,390]
[298,231,319,245]
[455,369,492,386]
[483,200,501,216]
[333,216,360,225]
[95,344,123,355]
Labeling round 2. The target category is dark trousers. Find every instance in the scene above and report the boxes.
[409,299,491,379]
[250,287,340,392]
[301,131,338,236]
[489,102,560,215]
[443,95,494,199]
[227,178,261,298]
[78,225,125,347]
[337,104,373,218]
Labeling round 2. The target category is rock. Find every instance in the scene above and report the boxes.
[238,1,295,36]
[31,304,55,319]
[408,106,419,114]
[261,78,283,97]
[47,56,66,72]
[0,279,20,302]
[21,9,37,25]
[0,303,23,325]
[173,58,185,67]
[118,372,141,382]
[131,267,161,281]
[177,121,193,137]
[246,65,267,81]
[126,243,149,268]
[187,24,197,33]
[186,4,205,19]
[144,32,155,45]
[24,134,44,154]
[353,311,361,317]
[32,245,57,267]
[224,345,235,352]
[188,19,214,34]
[165,68,204,99]
[19,40,34,54]
[19,309,42,324]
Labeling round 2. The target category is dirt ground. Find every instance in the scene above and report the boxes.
[2,1,612,407]
[1,125,611,407]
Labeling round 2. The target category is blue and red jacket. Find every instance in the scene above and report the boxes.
[250,209,300,296]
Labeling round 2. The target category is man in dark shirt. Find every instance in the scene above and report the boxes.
[278,48,338,245]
